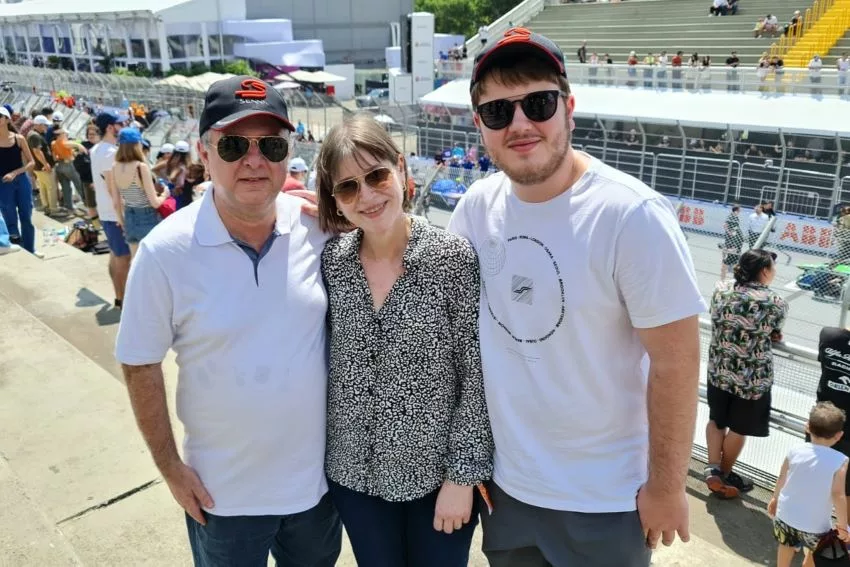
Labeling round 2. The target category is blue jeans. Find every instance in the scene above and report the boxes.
[123,205,160,244]
[0,208,10,247]
[328,480,479,567]
[0,174,35,253]
[185,492,341,567]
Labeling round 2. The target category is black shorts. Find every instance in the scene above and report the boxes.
[707,382,771,437]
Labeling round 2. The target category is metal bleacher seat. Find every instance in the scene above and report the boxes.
[527,0,811,66]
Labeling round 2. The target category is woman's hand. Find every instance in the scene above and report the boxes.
[2,172,15,183]
[433,480,473,535]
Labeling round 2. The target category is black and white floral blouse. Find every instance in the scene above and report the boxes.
[321,216,493,502]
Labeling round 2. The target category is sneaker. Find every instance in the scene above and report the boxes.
[32,250,45,259]
[725,471,755,493]
[0,244,21,255]
[705,468,740,499]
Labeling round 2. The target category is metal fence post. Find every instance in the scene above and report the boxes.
[776,129,787,209]
[677,122,687,197]
[723,125,736,203]
[841,278,850,328]
[597,116,609,161]
[637,119,647,180]
[832,132,845,209]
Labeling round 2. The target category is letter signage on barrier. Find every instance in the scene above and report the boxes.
[674,198,835,256]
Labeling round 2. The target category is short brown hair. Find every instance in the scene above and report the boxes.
[315,113,410,233]
[115,142,145,163]
[809,401,846,438]
[470,56,571,108]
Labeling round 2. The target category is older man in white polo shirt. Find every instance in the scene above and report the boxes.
[115,76,341,566]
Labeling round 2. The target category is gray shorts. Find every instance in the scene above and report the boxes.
[481,483,651,567]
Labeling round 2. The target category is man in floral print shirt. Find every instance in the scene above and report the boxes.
[706,249,788,498]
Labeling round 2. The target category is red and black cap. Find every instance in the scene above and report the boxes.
[199,75,295,137]
[470,27,567,92]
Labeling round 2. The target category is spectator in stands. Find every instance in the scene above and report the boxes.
[625,128,639,146]
[763,201,776,218]
[672,51,684,89]
[748,204,770,248]
[76,123,99,221]
[725,51,740,92]
[0,105,37,256]
[658,135,671,148]
[643,52,655,88]
[720,205,744,280]
[764,14,781,36]
[457,28,705,565]
[745,144,764,158]
[45,111,63,146]
[50,128,88,212]
[706,249,787,498]
[772,56,786,92]
[314,112,492,567]
[479,24,489,47]
[784,10,802,37]
[588,52,599,85]
[838,53,849,96]
[27,115,59,215]
[282,156,309,192]
[107,127,168,260]
[816,326,850,525]
[477,152,491,173]
[627,50,638,87]
[809,54,823,96]
[657,51,669,89]
[116,75,342,567]
[91,110,131,310]
[153,143,174,166]
[182,162,206,207]
[709,0,732,16]
[768,402,850,567]
[577,40,587,64]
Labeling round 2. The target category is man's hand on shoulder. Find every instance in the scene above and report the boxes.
[285,189,319,218]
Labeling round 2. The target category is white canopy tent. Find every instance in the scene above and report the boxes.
[156,72,236,93]
[419,78,850,136]
[0,0,191,19]
[275,70,347,84]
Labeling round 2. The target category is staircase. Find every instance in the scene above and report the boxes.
[525,0,811,66]
[828,29,850,58]
[783,0,850,66]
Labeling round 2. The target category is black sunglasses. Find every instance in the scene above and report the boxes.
[332,166,394,205]
[476,90,567,130]
[216,135,289,163]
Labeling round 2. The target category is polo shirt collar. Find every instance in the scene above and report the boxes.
[195,186,292,247]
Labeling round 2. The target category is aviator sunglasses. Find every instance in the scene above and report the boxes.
[215,135,289,162]
[332,166,395,204]
[476,89,567,130]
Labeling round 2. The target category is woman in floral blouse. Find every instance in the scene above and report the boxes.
[315,114,493,566]
[705,249,788,498]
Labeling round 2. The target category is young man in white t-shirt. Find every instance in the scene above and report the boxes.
[447,28,706,566]
[115,76,341,565]
[90,111,130,309]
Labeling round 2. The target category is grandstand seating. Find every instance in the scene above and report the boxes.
[525,0,809,66]
[829,30,850,58]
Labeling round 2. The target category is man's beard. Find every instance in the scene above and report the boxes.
[490,120,571,186]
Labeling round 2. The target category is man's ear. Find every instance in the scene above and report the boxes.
[473,113,481,130]
[197,138,210,168]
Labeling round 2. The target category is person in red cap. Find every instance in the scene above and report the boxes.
[115,76,341,566]
[447,27,706,566]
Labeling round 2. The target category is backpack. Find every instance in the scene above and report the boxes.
[65,220,101,253]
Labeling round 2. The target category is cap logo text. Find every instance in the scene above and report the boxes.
[235,79,267,100]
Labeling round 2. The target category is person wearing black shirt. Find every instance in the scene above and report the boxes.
[725,51,740,92]
[816,326,850,515]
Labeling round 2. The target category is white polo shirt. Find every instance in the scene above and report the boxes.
[448,154,706,513]
[115,188,331,516]
[90,141,118,222]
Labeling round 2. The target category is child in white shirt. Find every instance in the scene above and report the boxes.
[769,402,850,567]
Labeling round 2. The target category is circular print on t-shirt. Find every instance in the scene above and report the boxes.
[481,234,565,344]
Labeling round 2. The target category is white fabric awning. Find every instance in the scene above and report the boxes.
[0,0,191,20]
[156,72,236,93]
[283,70,347,84]
[418,79,850,136]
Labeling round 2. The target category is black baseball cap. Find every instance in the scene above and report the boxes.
[470,27,567,92]
[199,75,295,137]
[95,110,124,131]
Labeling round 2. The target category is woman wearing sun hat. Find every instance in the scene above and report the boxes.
[107,127,170,259]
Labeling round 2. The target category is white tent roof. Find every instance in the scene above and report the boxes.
[276,70,347,84]
[156,72,236,93]
[0,0,190,20]
[419,79,850,136]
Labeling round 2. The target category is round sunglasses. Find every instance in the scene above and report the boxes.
[216,135,289,163]
[332,166,395,205]
[476,90,567,130]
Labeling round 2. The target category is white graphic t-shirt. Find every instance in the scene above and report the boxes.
[448,154,707,513]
